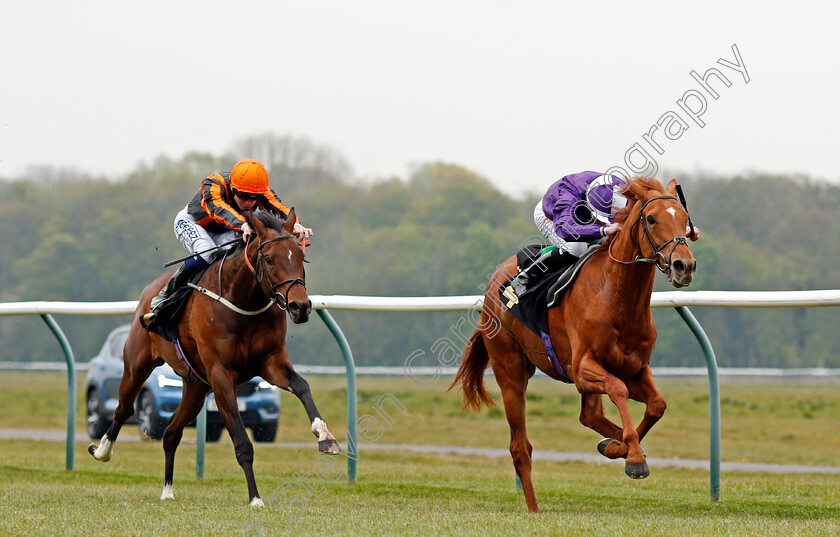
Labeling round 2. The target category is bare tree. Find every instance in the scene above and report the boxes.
[232,133,353,182]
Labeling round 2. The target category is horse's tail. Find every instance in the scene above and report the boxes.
[448,330,495,411]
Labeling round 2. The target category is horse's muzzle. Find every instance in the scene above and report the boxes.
[669,258,697,288]
[288,299,312,324]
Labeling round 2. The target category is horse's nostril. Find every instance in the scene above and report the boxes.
[288,301,309,318]
[673,260,685,274]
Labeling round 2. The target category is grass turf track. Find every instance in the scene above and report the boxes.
[0,372,838,536]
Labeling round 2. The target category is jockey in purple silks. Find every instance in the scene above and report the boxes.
[536,171,628,255]
[510,171,627,294]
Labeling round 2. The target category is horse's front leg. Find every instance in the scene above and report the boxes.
[579,392,623,444]
[208,366,264,506]
[626,365,666,443]
[260,357,341,454]
[575,352,649,479]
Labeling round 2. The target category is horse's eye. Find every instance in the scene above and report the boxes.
[264,255,273,265]
[646,215,656,226]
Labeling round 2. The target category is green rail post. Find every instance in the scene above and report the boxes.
[40,314,76,471]
[676,306,721,501]
[196,401,207,479]
[316,308,357,484]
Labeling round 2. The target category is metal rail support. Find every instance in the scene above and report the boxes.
[196,402,207,479]
[317,308,358,484]
[40,314,76,471]
[676,306,721,501]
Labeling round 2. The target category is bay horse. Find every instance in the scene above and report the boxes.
[450,178,697,513]
[88,208,341,506]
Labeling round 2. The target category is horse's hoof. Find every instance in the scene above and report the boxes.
[597,438,622,459]
[625,460,650,479]
[250,497,265,507]
[87,443,96,456]
[160,483,174,500]
[318,439,341,454]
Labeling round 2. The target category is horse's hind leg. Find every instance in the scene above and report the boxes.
[160,380,211,501]
[89,328,157,462]
[486,335,540,513]
[260,356,341,454]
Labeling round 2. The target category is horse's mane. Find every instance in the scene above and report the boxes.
[227,209,289,256]
[601,177,667,250]
[253,209,288,233]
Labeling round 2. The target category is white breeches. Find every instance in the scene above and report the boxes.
[533,202,589,257]
[174,206,239,264]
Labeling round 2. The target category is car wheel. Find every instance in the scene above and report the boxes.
[252,421,278,443]
[86,389,111,440]
[137,390,166,440]
[206,423,225,442]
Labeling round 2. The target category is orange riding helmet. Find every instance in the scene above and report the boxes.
[230,159,270,194]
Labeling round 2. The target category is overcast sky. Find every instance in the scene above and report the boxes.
[2,1,838,197]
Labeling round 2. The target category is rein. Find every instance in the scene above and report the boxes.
[190,233,307,315]
[608,195,689,274]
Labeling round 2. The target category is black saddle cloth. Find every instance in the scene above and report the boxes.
[498,245,578,335]
[141,268,208,341]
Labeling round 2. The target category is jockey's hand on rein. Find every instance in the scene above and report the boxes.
[241,223,255,243]
[293,222,313,238]
[604,222,622,236]
[687,225,700,241]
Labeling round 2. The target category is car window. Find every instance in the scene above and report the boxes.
[109,329,129,359]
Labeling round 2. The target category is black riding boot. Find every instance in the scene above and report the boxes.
[510,248,575,296]
[141,264,192,328]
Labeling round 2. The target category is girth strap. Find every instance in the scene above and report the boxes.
[539,330,572,383]
[172,338,211,386]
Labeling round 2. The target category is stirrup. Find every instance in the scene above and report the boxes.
[140,311,156,329]
[510,273,529,296]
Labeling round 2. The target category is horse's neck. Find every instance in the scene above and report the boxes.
[602,232,657,315]
[219,253,268,309]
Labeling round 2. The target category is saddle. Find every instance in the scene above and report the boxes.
[499,244,599,336]
[140,268,208,341]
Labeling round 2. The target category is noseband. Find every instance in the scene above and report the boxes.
[609,195,689,274]
[244,235,307,311]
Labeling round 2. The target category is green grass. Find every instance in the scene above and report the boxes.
[1,372,839,536]
[0,439,838,537]
[2,372,840,465]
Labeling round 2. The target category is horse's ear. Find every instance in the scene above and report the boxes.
[248,211,268,236]
[666,178,679,198]
[625,177,644,203]
[283,208,297,234]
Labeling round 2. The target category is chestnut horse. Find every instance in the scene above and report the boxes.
[450,178,697,513]
[88,208,341,506]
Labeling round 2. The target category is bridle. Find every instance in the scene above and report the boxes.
[243,234,307,312]
[608,195,689,274]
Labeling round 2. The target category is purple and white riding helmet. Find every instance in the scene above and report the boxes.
[585,174,628,224]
